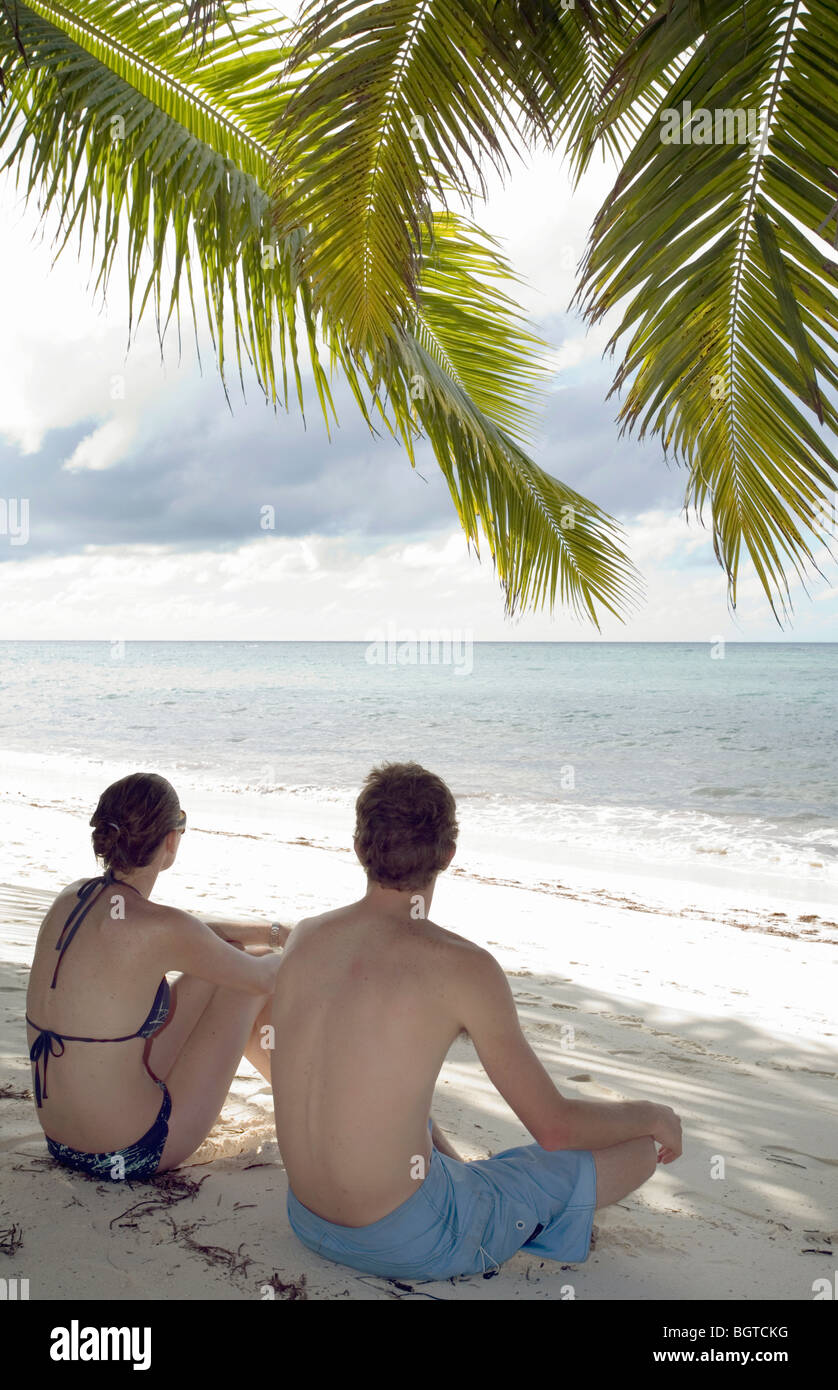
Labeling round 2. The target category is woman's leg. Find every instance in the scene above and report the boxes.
[144,974,217,1080]
[240,997,274,1083]
[155,986,272,1171]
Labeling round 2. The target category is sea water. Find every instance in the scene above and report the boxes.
[0,640,835,894]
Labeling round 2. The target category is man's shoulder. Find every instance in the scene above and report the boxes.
[291,907,344,933]
[421,921,498,973]
[283,907,347,949]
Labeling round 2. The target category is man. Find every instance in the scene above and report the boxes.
[271,762,682,1280]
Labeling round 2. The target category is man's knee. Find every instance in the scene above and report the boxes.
[637,1135,657,1182]
[593,1135,657,1210]
[619,1135,657,1189]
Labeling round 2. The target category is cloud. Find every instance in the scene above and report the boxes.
[1,514,836,641]
[2,143,836,642]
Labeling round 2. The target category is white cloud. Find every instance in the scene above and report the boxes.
[465,149,620,322]
[546,323,613,376]
[63,416,137,473]
[1,518,835,641]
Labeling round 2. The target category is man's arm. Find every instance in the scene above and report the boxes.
[457,947,681,1158]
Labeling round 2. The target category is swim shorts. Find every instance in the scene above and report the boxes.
[287,1132,597,1280]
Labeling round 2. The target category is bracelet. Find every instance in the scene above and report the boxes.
[270,922,282,949]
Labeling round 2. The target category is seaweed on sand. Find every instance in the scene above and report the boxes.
[0,1083,32,1101]
[164,1213,253,1278]
[109,1172,210,1230]
[260,1272,308,1300]
[0,1224,23,1254]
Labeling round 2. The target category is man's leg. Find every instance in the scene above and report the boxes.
[592,1136,657,1209]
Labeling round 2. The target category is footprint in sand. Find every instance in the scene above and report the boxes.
[550,1002,578,1011]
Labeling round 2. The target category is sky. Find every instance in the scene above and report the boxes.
[0,14,836,642]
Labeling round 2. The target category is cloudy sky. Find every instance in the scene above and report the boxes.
[0,21,836,641]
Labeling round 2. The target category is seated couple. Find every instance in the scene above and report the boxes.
[26,764,682,1281]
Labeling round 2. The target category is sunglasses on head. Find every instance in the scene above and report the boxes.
[175,810,187,835]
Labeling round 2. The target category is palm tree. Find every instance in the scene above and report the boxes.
[1,1,835,622]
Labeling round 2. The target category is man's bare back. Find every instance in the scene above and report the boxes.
[271,899,476,1225]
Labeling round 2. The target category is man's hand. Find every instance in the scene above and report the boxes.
[649,1104,683,1163]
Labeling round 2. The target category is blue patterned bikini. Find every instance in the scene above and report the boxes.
[26,869,172,1180]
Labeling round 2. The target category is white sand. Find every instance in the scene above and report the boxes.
[1,754,836,1300]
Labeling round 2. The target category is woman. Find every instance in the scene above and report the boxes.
[25,772,288,1181]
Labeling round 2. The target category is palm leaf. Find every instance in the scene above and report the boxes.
[330,204,643,621]
[575,0,838,617]
[359,326,643,620]
[0,1,641,622]
[0,0,337,416]
[272,0,564,353]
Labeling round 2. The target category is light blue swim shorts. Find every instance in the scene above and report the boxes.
[286,1131,597,1281]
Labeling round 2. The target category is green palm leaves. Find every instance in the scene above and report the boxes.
[2,0,835,620]
[0,0,640,623]
[575,0,838,617]
[271,0,551,351]
[0,2,334,413]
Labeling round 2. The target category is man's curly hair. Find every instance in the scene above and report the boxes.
[354,762,458,891]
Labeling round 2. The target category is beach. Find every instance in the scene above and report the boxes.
[1,750,836,1301]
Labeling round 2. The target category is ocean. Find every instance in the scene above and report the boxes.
[0,640,835,892]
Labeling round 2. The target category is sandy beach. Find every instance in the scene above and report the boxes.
[1,755,836,1301]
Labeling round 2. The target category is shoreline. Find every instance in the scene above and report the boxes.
[1,744,835,922]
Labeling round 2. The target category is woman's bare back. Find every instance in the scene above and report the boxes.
[26,877,170,1150]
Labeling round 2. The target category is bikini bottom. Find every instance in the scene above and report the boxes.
[45,1080,171,1182]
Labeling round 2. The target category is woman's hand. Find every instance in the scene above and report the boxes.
[257,952,284,992]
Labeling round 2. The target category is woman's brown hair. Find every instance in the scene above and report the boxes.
[90,773,182,874]
[354,762,458,892]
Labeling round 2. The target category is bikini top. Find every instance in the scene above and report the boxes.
[26,869,171,1108]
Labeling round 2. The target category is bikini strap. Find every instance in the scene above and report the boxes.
[29,871,147,1106]
[50,869,121,990]
[26,1014,141,1107]
[27,1026,64,1107]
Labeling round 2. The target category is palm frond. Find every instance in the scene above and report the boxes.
[574,0,838,618]
[359,325,643,622]
[0,1,642,621]
[272,0,562,352]
[0,0,338,416]
[412,210,551,446]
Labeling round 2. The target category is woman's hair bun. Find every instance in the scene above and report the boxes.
[89,774,181,873]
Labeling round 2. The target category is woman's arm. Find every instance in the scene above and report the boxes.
[201,919,292,949]
[149,908,284,994]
